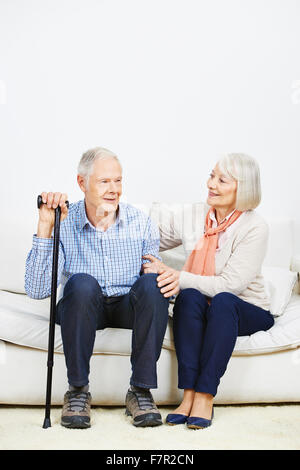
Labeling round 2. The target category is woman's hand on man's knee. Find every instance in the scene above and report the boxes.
[142,254,180,298]
[157,268,180,297]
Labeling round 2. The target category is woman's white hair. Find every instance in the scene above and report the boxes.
[78,146,121,182]
[217,153,261,211]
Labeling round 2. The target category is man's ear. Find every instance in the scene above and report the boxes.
[77,174,87,193]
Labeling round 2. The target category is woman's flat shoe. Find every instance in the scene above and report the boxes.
[166,413,188,425]
[187,408,214,429]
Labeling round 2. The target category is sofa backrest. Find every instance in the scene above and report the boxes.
[0,211,38,294]
[259,217,294,269]
[0,201,299,295]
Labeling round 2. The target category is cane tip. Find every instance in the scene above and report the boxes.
[42,417,51,429]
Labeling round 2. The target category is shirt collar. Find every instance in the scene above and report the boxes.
[115,202,126,225]
[77,200,125,231]
[209,209,236,226]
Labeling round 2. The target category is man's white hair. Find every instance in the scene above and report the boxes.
[217,153,261,211]
[78,147,121,182]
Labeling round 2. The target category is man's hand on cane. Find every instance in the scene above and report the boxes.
[37,192,69,238]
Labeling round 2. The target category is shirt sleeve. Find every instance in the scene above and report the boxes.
[24,235,66,299]
[179,222,269,297]
[142,216,162,263]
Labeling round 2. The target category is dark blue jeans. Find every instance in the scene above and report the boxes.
[172,289,274,397]
[56,273,169,389]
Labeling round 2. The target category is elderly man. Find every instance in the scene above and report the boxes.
[25,147,169,429]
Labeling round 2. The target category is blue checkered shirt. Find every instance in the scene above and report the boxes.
[25,200,161,299]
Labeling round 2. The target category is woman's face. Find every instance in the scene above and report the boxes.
[206,164,237,213]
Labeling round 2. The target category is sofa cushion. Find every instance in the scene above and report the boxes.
[261,267,298,317]
[0,290,300,357]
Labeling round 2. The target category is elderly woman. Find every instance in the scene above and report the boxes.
[144,153,274,429]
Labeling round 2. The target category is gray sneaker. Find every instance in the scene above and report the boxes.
[125,387,162,427]
[61,390,92,429]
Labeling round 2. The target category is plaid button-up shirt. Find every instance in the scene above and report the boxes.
[25,200,160,299]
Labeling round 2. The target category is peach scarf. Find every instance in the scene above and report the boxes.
[183,208,243,276]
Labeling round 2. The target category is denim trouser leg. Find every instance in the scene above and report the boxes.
[56,273,104,387]
[56,272,169,389]
[173,289,274,396]
[172,289,208,390]
[128,273,170,389]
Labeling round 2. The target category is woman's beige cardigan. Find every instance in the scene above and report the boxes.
[157,205,271,311]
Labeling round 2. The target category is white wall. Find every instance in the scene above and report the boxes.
[0,0,299,223]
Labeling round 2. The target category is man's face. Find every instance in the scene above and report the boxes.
[78,157,123,216]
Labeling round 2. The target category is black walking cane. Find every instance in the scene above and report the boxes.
[37,195,69,428]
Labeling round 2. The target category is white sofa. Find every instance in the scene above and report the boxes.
[0,202,300,405]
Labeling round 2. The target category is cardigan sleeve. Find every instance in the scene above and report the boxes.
[158,215,183,252]
[150,202,208,252]
[179,221,269,297]
[150,205,184,252]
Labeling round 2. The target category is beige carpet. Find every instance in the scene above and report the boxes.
[0,404,300,450]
